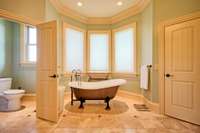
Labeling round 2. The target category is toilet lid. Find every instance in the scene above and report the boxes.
[3,89,25,95]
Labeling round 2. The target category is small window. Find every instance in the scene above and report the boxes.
[88,31,111,72]
[63,26,86,73]
[25,26,37,62]
[113,24,136,73]
[21,25,37,64]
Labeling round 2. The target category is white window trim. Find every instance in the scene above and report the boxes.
[87,30,111,73]
[112,22,137,75]
[63,22,87,74]
[20,23,36,66]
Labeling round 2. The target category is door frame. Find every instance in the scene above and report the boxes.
[158,11,200,114]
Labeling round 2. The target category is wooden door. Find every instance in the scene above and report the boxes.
[165,18,200,125]
[36,21,59,122]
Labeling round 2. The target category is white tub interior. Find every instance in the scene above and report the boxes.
[68,79,127,89]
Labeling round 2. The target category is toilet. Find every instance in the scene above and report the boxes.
[0,78,25,111]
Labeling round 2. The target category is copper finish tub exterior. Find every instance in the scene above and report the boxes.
[72,86,119,100]
[68,79,126,109]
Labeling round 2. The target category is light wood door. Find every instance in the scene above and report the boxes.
[36,21,59,122]
[165,18,200,125]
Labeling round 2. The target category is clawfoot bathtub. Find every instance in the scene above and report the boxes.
[68,79,126,110]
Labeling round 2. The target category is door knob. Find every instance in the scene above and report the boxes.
[49,74,58,78]
[165,74,171,77]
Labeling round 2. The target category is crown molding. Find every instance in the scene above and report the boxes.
[50,0,151,24]
[0,9,42,25]
[49,0,88,23]
[111,0,151,23]
[87,17,112,25]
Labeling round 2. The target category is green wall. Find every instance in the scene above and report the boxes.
[0,19,36,93]
[11,23,36,93]
[0,19,13,77]
[140,1,153,101]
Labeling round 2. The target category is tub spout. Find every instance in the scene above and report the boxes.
[71,69,82,85]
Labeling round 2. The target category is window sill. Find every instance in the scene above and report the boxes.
[87,71,111,74]
[111,73,139,80]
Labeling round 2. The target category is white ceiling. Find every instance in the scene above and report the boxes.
[59,0,139,17]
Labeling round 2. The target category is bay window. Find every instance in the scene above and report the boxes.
[88,31,111,72]
[113,23,136,74]
[63,22,136,75]
[63,24,86,73]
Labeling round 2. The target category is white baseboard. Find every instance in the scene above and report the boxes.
[22,93,36,101]
[117,90,143,102]
[142,96,159,113]
[24,93,36,97]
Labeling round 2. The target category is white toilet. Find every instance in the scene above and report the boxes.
[0,78,25,111]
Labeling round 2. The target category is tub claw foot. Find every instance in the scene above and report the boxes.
[79,98,85,109]
[105,96,111,110]
[105,106,111,110]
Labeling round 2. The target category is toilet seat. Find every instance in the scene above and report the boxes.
[3,90,25,95]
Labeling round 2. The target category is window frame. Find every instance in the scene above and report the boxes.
[87,30,112,73]
[62,22,87,74]
[112,23,137,75]
[20,24,37,66]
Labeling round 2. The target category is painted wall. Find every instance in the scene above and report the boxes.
[11,23,36,93]
[0,0,45,21]
[0,19,13,77]
[0,19,36,93]
[140,3,153,66]
[140,1,153,101]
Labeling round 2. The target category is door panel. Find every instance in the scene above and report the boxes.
[165,18,200,125]
[36,21,59,122]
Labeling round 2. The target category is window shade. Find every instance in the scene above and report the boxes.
[89,33,109,72]
[64,28,84,72]
[26,26,37,62]
[114,28,135,73]
[28,27,37,44]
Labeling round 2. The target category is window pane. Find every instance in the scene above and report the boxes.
[28,27,37,44]
[65,28,84,72]
[114,28,134,72]
[27,45,37,62]
[89,33,109,71]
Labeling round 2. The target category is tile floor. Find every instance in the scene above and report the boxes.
[0,93,199,133]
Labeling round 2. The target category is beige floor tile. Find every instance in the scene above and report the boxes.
[0,93,199,133]
[30,128,55,133]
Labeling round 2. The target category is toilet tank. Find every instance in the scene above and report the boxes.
[0,78,12,93]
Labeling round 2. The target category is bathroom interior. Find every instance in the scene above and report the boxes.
[0,0,200,132]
